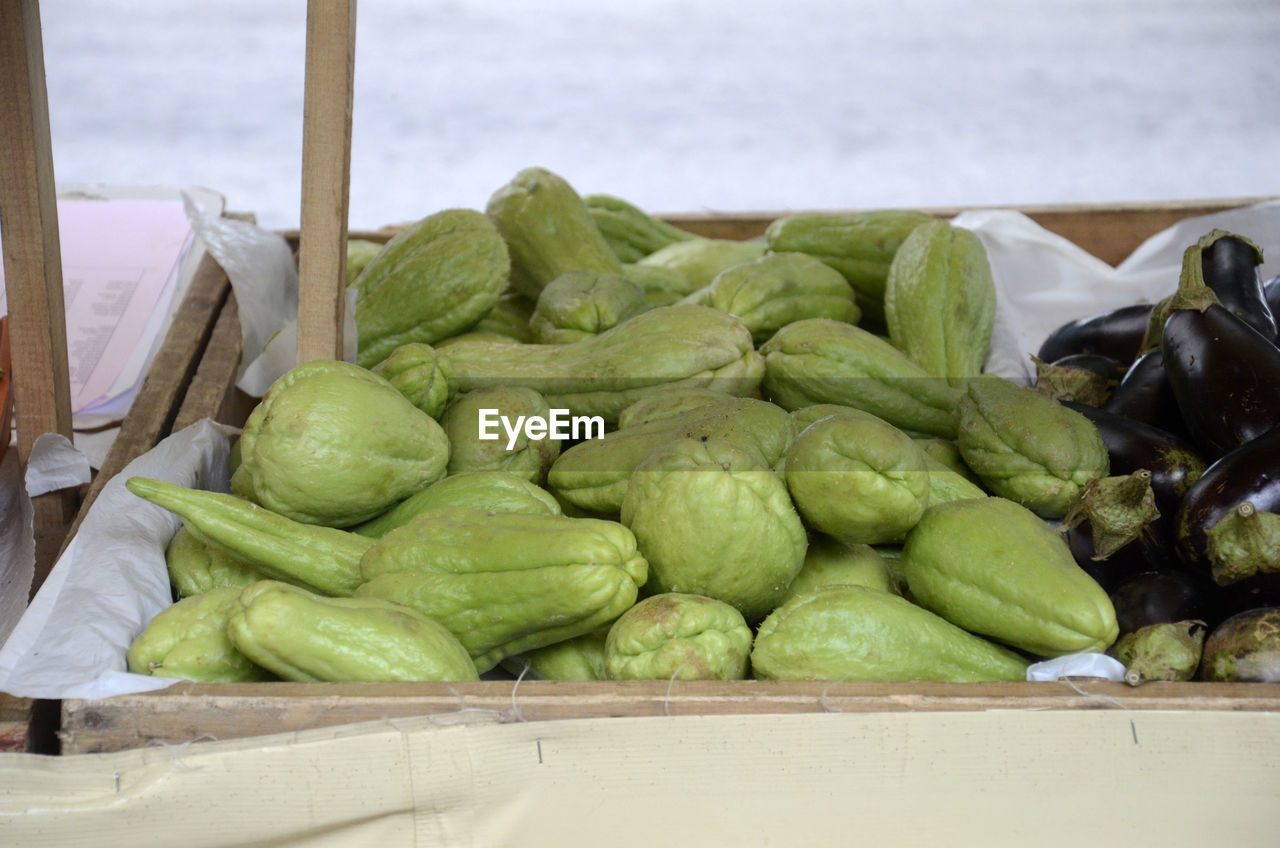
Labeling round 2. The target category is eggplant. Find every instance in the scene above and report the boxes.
[1060,470,1176,593]
[1109,570,1229,635]
[1032,353,1124,406]
[1200,230,1276,341]
[1174,423,1280,583]
[1065,518,1178,593]
[1199,607,1280,682]
[1036,302,1153,366]
[1111,620,1207,685]
[1061,400,1206,524]
[1264,274,1280,320]
[1161,242,1280,458]
[1101,350,1188,438]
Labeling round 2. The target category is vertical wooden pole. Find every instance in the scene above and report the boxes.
[297,0,357,364]
[0,0,78,594]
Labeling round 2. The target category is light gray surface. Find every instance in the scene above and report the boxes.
[38,0,1280,232]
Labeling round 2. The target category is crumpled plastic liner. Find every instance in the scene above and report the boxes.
[182,192,359,398]
[958,199,1280,385]
[0,419,235,700]
[24,433,92,498]
[3,203,1279,701]
[0,450,35,649]
[1026,651,1127,683]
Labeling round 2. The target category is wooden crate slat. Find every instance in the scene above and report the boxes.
[171,291,253,434]
[59,678,1280,754]
[295,0,356,364]
[0,0,78,594]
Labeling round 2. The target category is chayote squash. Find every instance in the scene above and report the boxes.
[636,238,767,292]
[486,166,623,298]
[621,438,807,622]
[956,375,1109,519]
[165,525,263,598]
[529,270,649,344]
[441,304,764,425]
[345,238,384,287]
[760,318,963,438]
[616,387,741,429]
[751,584,1029,682]
[883,219,996,386]
[353,208,510,369]
[701,251,860,342]
[784,414,932,546]
[231,360,450,527]
[501,630,610,681]
[370,342,456,420]
[902,497,1119,657]
[227,580,479,682]
[764,209,935,325]
[352,471,560,539]
[604,593,753,681]
[548,396,796,515]
[780,536,898,604]
[356,506,648,672]
[128,477,372,598]
[457,291,537,344]
[787,404,986,508]
[442,385,561,485]
[621,262,701,307]
[583,193,701,263]
[127,587,270,682]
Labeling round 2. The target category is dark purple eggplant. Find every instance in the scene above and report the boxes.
[1036,302,1153,366]
[1101,349,1188,438]
[1066,522,1178,593]
[1200,230,1276,341]
[1049,353,1126,381]
[1175,423,1280,581]
[1110,570,1229,635]
[1061,400,1206,524]
[1264,274,1280,320]
[1032,353,1124,406]
[1061,470,1178,593]
[1199,606,1280,681]
[1161,243,1280,459]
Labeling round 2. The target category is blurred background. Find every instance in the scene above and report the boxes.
[38,0,1280,233]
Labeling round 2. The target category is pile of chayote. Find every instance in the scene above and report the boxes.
[126,166,1134,686]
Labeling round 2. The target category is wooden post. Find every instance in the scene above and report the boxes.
[296,0,357,364]
[0,0,78,594]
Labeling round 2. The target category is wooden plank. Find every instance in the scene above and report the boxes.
[56,252,231,558]
[59,678,1280,754]
[0,0,78,593]
[0,316,12,465]
[295,0,356,363]
[171,291,252,433]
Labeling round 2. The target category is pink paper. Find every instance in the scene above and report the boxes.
[0,198,194,413]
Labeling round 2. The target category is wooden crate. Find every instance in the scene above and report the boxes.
[55,196,1280,755]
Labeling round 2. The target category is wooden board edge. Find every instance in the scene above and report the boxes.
[59,679,1280,754]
